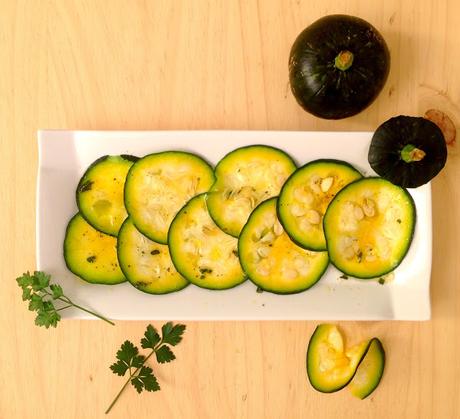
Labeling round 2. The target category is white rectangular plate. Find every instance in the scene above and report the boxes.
[37,130,431,321]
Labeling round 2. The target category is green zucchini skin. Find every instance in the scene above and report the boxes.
[124,151,215,244]
[323,177,416,279]
[277,159,363,251]
[76,154,138,237]
[306,324,372,393]
[168,194,246,290]
[349,338,385,399]
[238,198,329,295]
[63,213,126,285]
[206,145,297,237]
[117,218,189,295]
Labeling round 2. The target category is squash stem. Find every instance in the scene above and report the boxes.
[334,50,354,71]
[401,144,426,163]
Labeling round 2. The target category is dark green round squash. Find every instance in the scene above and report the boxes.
[289,15,390,120]
[368,116,447,188]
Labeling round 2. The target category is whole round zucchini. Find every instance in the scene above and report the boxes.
[289,14,390,119]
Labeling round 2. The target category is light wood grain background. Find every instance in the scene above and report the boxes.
[1,1,459,418]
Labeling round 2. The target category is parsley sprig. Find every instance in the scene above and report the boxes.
[16,271,114,327]
[106,322,186,414]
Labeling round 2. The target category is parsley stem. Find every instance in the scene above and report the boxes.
[65,299,115,326]
[55,304,73,312]
[105,341,162,414]
[55,296,115,325]
[105,373,133,414]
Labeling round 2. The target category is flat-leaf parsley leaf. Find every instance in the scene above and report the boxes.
[16,271,114,327]
[106,322,186,414]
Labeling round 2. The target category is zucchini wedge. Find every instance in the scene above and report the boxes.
[77,155,138,236]
[124,151,215,244]
[307,324,371,393]
[323,177,416,278]
[349,338,385,399]
[207,145,296,237]
[117,218,189,294]
[238,198,329,294]
[168,194,246,290]
[64,213,126,284]
[277,160,362,251]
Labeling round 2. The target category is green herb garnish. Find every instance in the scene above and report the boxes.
[106,322,186,414]
[16,271,114,327]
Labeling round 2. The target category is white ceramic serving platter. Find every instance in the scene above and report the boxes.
[37,130,431,321]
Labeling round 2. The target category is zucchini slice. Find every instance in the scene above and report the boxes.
[278,159,362,251]
[168,194,246,290]
[77,155,138,236]
[238,198,329,294]
[207,145,296,237]
[117,218,189,294]
[307,324,371,393]
[349,338,385,399]
[124,151,215,244]
[63,213,126,284]
[323,177,416,278]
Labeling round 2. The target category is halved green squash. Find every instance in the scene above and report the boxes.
[323,177,415,278]
[117,218,189,294]
[64,213,126,284]
[349,338,385,399]
[206,145,296,237]
[77,155,138,236]
[306,324,371,393]
[277,159,362,251]
[238,198,329,294]
[368,116,447,188]
[168,194,246,290]
[124,151,215,244]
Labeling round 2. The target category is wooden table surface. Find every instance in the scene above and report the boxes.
[1,1,459,418]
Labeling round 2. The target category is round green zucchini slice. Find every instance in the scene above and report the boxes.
[124,151,215,244]
[168,194,246,290]
[238,198,329,294]
[64,213,126,284]
[349,338,385,399]
[307,324,371,393]
[77,155,138,236]
[206,145,296,237]
[323,177,416,278]
[117,218,189,294]
[278,159,362,251]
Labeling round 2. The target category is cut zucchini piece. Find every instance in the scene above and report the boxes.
[168,194,246,290]
[117,218,189,294]
[238,198,329,294]
[124,151,215,244]
[77,155,138,236]
[278,159,362,251]
[323,177,416,278]
[207,145,296,237]
[349,338,385,399]
[64,213,126,284]
[307,324,371,393]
